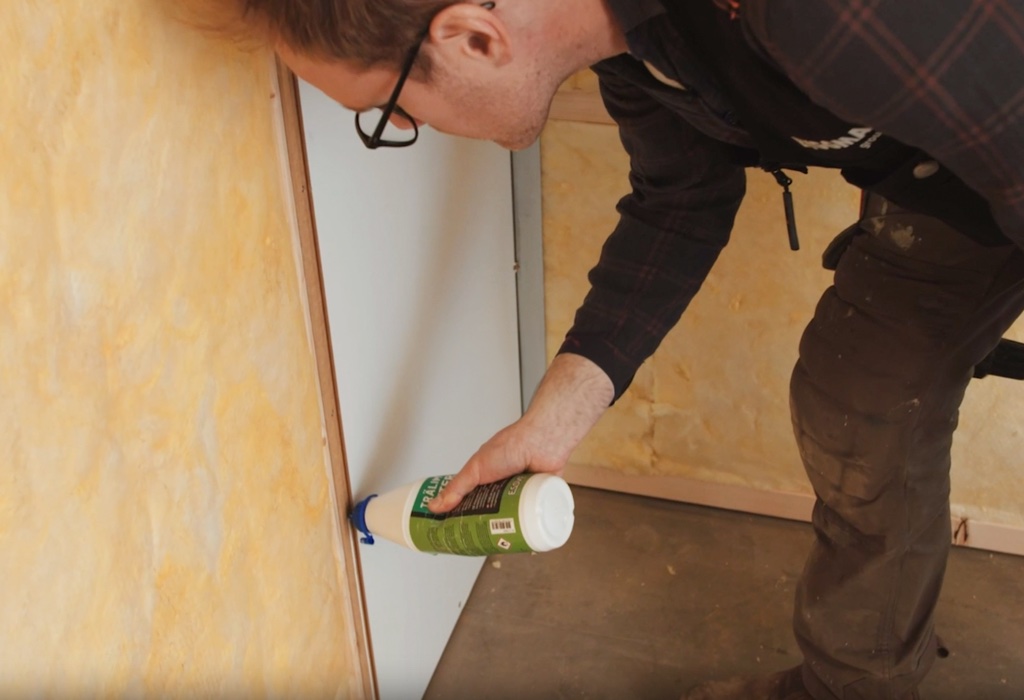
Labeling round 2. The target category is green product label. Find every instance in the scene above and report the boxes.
[408,474,532,555]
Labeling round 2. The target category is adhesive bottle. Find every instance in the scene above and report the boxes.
[349,473,575,556]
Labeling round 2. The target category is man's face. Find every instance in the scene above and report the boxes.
[277,41,554,151]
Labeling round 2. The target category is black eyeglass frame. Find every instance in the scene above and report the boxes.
[354,40,424,149]
[354,1,496,150]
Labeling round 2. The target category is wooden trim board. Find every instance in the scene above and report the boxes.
[273,61,377,699]
[565,463,1024,558]
[549,87,615,126]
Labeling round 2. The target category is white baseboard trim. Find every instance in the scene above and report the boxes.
[564,464,1024,558]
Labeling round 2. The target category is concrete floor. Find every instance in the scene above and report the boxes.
[425,487,1024,700]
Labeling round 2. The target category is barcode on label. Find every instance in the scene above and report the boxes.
[489,518,516,535]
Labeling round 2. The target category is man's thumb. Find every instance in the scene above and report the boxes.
[428,481,466,514]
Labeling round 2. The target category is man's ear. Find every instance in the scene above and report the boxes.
[429,3,512,66]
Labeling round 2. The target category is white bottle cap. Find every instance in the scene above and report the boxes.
[519,474,575,552]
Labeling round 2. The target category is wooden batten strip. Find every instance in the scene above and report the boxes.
[274,61,378,699]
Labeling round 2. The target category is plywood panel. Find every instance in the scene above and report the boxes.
[540,117,1024,532]
[0,2,363,695]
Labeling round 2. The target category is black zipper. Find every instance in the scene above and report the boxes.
[766,165,805,251]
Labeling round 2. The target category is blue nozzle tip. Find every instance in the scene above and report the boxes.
[350,494,378,545]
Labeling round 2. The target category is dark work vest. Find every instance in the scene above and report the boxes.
[659,0,1007,245]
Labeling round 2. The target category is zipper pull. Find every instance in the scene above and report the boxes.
[770,168,800,251]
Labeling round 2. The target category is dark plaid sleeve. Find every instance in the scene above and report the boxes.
[744,0,1024,247]
[556,66,746,401]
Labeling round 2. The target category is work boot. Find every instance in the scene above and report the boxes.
[682,666,922,700]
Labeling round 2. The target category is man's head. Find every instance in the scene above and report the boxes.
[184,0,625,150]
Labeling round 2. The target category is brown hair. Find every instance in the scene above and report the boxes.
[176,0,461,70]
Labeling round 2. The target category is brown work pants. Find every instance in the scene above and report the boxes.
[790,193,1024,700]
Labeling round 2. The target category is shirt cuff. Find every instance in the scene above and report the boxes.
[557,335,640,404]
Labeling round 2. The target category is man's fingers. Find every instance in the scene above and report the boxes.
[428,468,479,514]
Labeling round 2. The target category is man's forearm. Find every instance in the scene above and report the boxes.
[517,352,615,471]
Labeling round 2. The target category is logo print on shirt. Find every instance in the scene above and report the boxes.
[792,127,882,151]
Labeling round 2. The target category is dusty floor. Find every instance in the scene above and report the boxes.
[425,487,1024,700]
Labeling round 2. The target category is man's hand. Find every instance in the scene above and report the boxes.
[427,353,615,513]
